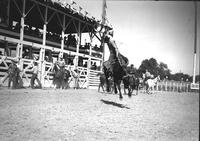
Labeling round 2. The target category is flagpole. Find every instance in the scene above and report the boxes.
[101,0,107,63]
[192,1,197,84]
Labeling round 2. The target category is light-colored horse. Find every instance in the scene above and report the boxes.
[145,75,160,94]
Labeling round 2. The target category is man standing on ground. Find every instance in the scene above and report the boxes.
[97,71,106,92]
[30,61,42,89]
[7,58,18,89]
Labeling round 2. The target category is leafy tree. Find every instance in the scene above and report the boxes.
[158,62,171,80]
[170,73,191,82]
[137,58,194,82]
[138,58,159,77]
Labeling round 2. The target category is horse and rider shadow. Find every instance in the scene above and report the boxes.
[100,99,130,109]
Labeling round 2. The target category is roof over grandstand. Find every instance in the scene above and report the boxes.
[8,0,111,34]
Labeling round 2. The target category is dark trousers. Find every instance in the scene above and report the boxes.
[31,74,42,88]
[8,74,17,89]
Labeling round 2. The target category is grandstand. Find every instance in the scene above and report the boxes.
[0,0,111,88]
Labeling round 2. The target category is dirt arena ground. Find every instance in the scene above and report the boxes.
[0,88,199,141]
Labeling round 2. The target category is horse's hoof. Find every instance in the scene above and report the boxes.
[119,95,123,100]
[128,94,132,98]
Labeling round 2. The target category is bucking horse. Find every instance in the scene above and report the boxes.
[103,31,129,99]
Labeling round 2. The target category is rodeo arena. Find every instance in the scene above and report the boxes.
[0,0,199,140]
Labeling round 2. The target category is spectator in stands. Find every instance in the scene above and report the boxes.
[85,43,90,49]
[24,25,29,34]
[83,62,87,68]
[22,48,29,59]
[28,25,33,35]
[100,45,103,52]
[90,62,94,69]
[92,62,97,70]
[14,22,20,32]
[93,44,98,51]
[66,34,72,46]
[72,35,77,47]
[33,27,40,37]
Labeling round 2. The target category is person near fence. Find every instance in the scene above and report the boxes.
[16,58,24,88]
[7,58,19,89]
[58,54,65,67]
[70,67,79,89]
[30,61,42,89]
[97,71,106,92]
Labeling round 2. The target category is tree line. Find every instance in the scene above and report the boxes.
[131,58,199,83]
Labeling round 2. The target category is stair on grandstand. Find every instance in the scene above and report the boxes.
[88,70,100,89]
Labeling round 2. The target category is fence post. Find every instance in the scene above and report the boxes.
[156,82,158,91]
[186,83,188,92]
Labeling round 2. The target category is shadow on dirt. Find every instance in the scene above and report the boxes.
[100,99,130,109]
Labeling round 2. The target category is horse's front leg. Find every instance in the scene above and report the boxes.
[116,80,123,99]
[146,85,149,94]
[124,86,126,95]
[136,86,139,95]
[128,86,132,98]
[114,83,118,94]
[105,78,110,92]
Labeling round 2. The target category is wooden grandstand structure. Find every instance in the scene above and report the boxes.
[0,0,111,88]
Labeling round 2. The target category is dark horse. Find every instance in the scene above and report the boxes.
[123,74,139,95]
[52,63,70,89]
[103,35,129,99]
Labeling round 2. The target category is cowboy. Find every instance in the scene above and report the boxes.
[7,58,18,89]
[127,64,135,75]
[144,69,152,83]
[104,29,127,72]
[30,61,42,89]
[69,67,79,89]
[104,29,120,60]
[97,71,106,92]
[58,53,65,68]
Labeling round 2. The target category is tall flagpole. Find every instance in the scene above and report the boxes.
[101,0,107,63]
[192,1,197,84]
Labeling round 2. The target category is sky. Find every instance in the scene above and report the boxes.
[70,0,199,76]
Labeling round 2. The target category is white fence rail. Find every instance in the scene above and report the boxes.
[154,80,198,93]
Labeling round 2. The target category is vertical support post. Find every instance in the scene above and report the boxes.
[75,22,81,67]
[17,0,26,70]
[60,15,66,58]
[39,6,48,86]
[87,33,93,88]
[7,0,10,26]
[156,82,158,91]
[101,31,105,71]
